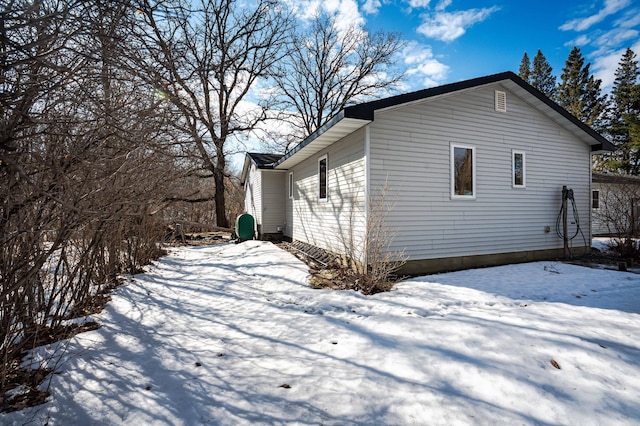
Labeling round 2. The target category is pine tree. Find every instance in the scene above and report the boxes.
[600,48,640,174]
[557,46,607,128]
[519,52,531,83]
[530,50,556,100]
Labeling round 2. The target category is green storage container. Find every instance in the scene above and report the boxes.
[235,213,255,242]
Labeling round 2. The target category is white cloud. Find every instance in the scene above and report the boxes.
[435,0,452,11]
[557,1,639,92]
[416,6,499,42]
[564,34,591,47]
[560,0,631,32]
[614,7,640,28]
[285,0,365,28]
[362,0,382,14]
[285,0,320,19]
[595,28,638,50]
[403,41,449,87]
[334,0,366,28]
[593,49,628,90]
[407,0,432,8]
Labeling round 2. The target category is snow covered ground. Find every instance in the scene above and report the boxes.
[3,240,640,425]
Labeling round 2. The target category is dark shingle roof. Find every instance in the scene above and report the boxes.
[247,152,284,169]
[273,71,613,169]
[593,172,640,184]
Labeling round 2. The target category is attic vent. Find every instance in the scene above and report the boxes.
[495,90,507,112]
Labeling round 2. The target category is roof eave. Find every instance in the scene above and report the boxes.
[274,112,371,169]
[240,154,252,185]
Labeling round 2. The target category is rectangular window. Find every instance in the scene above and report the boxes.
[592,190,599,209]
[512,150,526,188]
[318,155,327,200]
[288,172,294,199]
[451,144,475,199]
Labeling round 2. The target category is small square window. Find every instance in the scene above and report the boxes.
[592,190,599,209]
[512,150,526,188]
[318,155,328,200]
[451,144,475,199]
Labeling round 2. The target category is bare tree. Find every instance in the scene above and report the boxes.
[163,172,244,232]
[272,13,404,149]
[0,0,185,406]
[130,0,291,227]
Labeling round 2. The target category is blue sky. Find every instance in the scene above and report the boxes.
[234,0,640,170]
[287,0,640,92]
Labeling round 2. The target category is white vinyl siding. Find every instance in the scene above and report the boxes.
[285,128,366,259]
[591,183,607,236]
[369,82,592,261]
[243,167,286,235]
[260,171,286,234]
[591,183,613,236]
[243,164,262,225]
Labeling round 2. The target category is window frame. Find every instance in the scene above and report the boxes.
[512,150,526,189]
[288,171,294,199]
[318,154,328,201]
[592,190,600,209]
[450,143,476,200]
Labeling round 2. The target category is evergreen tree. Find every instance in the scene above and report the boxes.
[530,50,556,100]
[557,46,607,128]
[519,52,531,83]
[600,48,640,174]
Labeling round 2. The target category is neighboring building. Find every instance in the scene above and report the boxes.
[592,172,640,236]
[241,72,613,274]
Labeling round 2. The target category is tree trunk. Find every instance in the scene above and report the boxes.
[214,147,228,228]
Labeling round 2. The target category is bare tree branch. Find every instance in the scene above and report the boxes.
[272,13,405,150]
[129,0,291,227]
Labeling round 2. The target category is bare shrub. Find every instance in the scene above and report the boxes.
[360,183,407,293]
[339,182,406,295]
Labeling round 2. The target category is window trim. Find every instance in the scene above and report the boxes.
[592,190,600,209]
[318,154,328,201]
[288,171,294,199]
[450,143,476,200]
[512,150,526,189]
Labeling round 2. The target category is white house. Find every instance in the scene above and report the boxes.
[242,153,285,238]
[241,72,613,274]
[592,172,640,236]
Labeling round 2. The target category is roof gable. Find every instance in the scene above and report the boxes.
[272,71,613,170]
[247,152,284,168]
[240,152,284,185]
